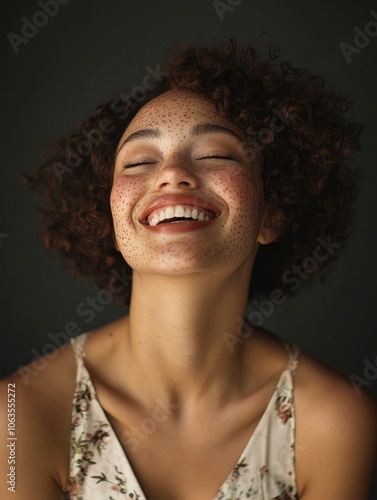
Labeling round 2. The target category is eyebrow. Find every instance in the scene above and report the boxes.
[115,122,244,158]
[116,128,161,156]
[190,123,244,144]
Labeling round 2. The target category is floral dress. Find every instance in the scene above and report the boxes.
[64,333,300,499]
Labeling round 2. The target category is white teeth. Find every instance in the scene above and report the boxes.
[147,205,214,226]
[175,206,185,217]
[165,206,175,219]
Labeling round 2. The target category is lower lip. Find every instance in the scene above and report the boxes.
[141,218,219,234]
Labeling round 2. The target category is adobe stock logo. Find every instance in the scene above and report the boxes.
[53,63,166,183]
[223,235,341,353]
[213,0,244,22]
[339,10,377,63]
[16,266,132,385]
[349,356,377,395]
[7,0,71,54]
[119,399,179,453]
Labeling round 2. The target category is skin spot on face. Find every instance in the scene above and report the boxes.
[110,89,269,275]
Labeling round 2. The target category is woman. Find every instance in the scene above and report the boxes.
[0,40,376,499]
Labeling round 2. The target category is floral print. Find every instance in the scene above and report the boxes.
[65,334,299,499]
[275,387,294,425]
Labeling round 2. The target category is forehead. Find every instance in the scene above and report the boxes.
[123,89,235,136]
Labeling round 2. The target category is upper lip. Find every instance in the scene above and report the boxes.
[139,194,222,224]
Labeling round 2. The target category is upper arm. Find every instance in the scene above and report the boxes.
[0,375,64,499]
[295,363,377,499]
[0,344,76,499]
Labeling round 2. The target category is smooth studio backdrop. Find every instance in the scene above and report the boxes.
[1,0,377,495]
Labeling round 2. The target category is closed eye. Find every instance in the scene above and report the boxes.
[122,155,234,169]
[122,161,157,169]
[199,155,234,160]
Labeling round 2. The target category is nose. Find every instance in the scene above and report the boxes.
[154,157,200,190]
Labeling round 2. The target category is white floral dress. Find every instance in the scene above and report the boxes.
[64,333,300,499]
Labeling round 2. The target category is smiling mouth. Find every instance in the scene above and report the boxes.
[145,204,217,227]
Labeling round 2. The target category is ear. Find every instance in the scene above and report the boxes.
[257,205,285,245]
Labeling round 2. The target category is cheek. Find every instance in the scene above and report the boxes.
[110,176,145,247]
[110,177,144,258]
[110,176,142,216]
[216,168,264,218]
[214,168,264,255]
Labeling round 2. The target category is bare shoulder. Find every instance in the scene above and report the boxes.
[0,339,77,499]
[294,349,377,499]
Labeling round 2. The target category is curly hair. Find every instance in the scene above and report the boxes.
[22,39,362,304]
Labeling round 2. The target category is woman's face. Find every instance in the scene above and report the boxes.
[111,89,271,275]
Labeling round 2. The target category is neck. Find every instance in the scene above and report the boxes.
[122,257,255,418]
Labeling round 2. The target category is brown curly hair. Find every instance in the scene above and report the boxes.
[23,39,362,304]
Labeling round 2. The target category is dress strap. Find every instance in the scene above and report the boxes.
[283,342,300,376]
[70,333,89,365]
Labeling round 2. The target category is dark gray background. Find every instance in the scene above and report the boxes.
[1,0,376,495]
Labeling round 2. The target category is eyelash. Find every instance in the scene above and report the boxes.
[122,160,155,169]
[122,155,234,169]
[200,155,234,161]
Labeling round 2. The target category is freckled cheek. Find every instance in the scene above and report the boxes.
[216,169,263,216]
[110,176,146,222]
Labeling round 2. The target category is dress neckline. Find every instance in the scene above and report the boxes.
[68,333,299,499]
